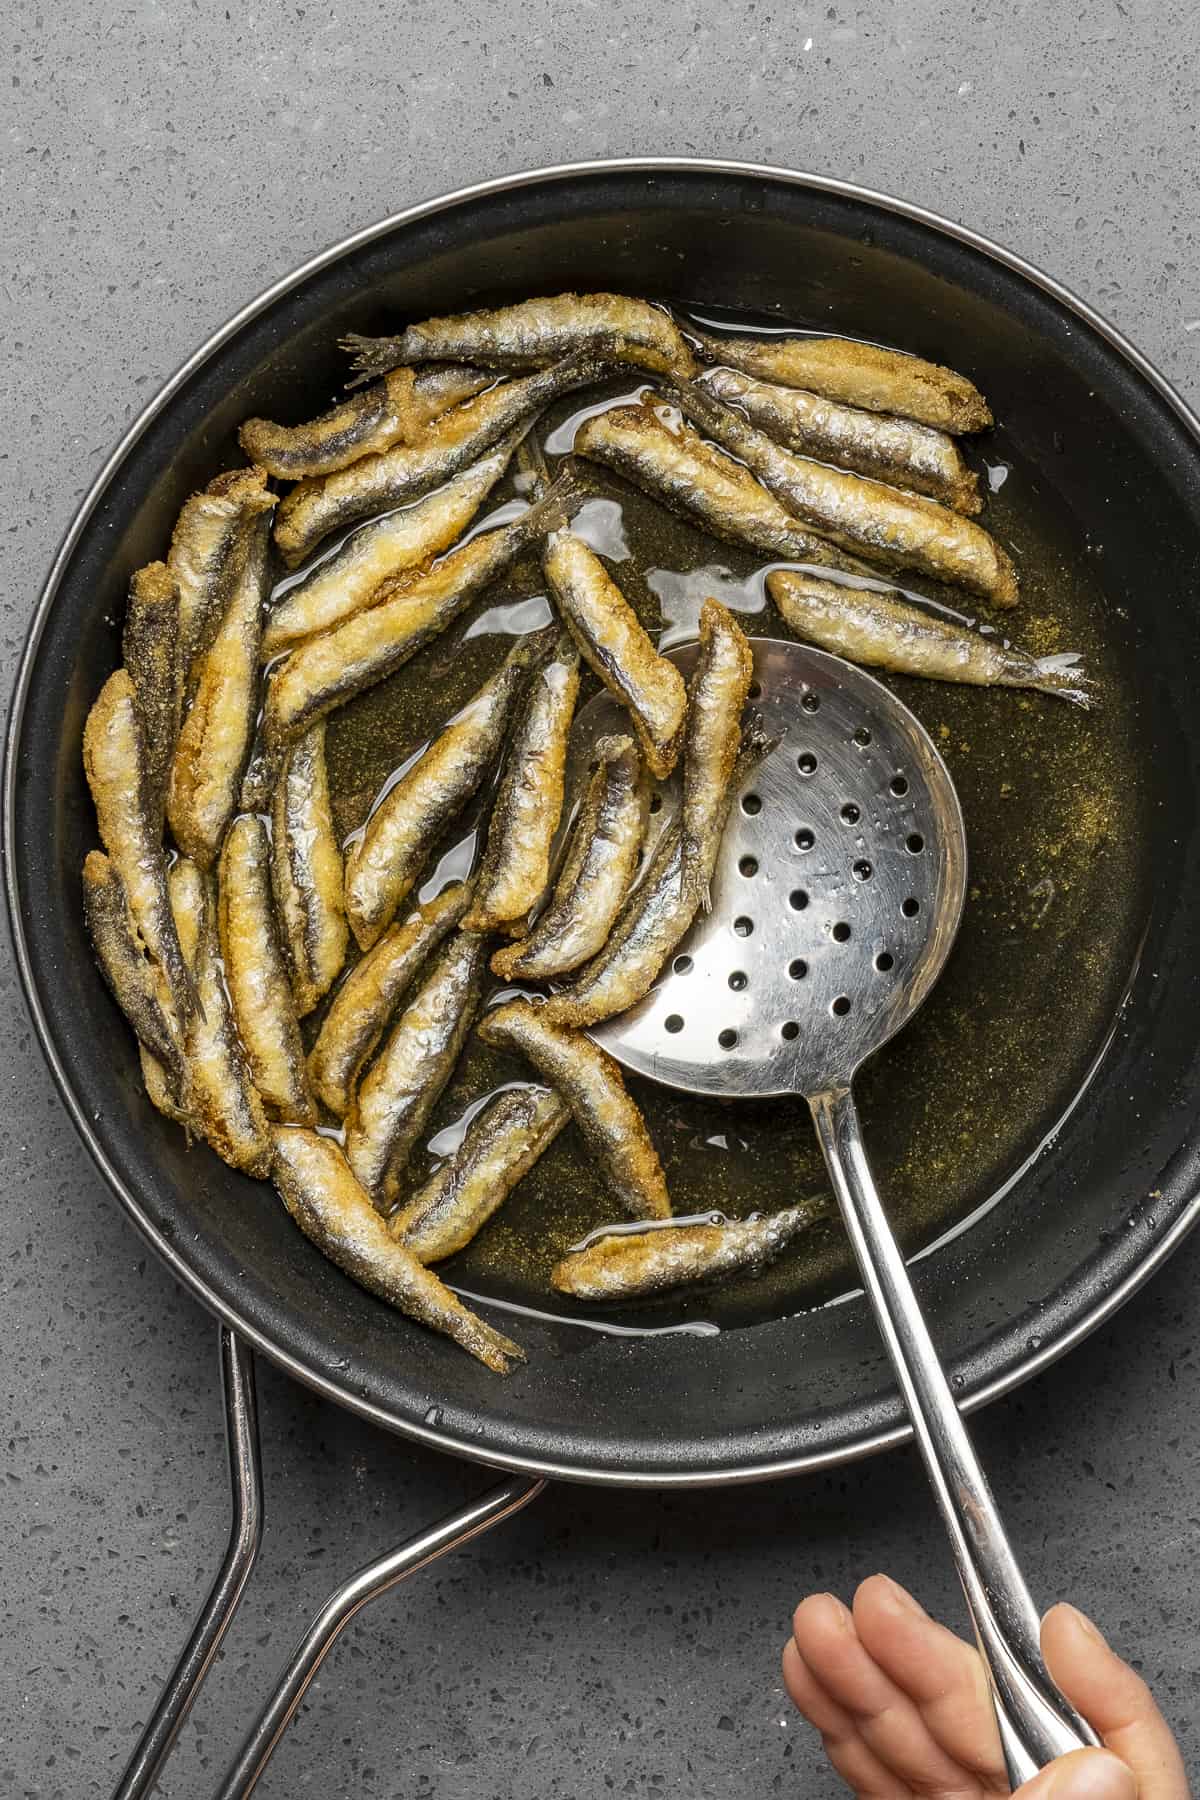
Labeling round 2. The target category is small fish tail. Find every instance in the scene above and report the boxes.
[1034,651,1094,710]
[339,332,408,388]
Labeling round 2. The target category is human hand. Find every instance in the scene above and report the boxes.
[783,1575,1189,1797]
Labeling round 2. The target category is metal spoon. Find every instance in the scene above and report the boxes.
[578,635,1098,1783]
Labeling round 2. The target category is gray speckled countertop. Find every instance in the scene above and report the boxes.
[4,6,1199,1795]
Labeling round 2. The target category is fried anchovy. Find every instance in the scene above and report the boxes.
[345,931,489,1210]
[343,628,553,951]
[478,1000,670,1218]
[83,668,196,1027]
[552,1202,821,1300]
[82,850,186,1096]
[573,401,861,569]
[271,1127,524,1373]
[168,466,276,688]
[139,859,205,1129]
[463,630,580,935]
[218,814,316,1122]
[122,562,182,826]
[392,1085,570,1264]
[261,438,519,656]
[308,882,473,1118]
[341,292,696,384]
[274,355,604,565]
[492,734,649,981]
[262,476,574,753]
[672,381,1018,607]
[270,722,348,1016]
[175,859,273,1177]
[167,508,275,867]
[697,367,981,514]
[542,525,687,778]
[680,598,753,901]
[767,571,1090,705]
[688,327,992,433]
[240,364,493,480]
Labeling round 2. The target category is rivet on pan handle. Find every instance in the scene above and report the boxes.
[108,1325,544,1800]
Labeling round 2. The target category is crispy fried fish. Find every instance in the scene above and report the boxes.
[262,477,574,752]
[122,562,182,826]
[240,364,493,479]
[679,598,753,901]
[274,356,604,565]
[491,735,649,981]
[463,631,580,935]
[341,292,696,384]
[168,466,276,687]
[167,507,275,867]
[542,526,687,778]
[551,1202,821,1299]
[688,327,992,433]
[477,1000,670,1218]
[672,381,1018,607]
[260,438,519,656]
[271,1127,525,1373]
[218,815,316,1122]
[82,850,186,1097]
[392,1086,569,1263]
[767,571,1090,704]
[308,882,473,1118]
[343,630,552,951]
[270,722,348,1016]
[83,668,196,1027]
[697,367,980,514]
[345,931,489,1210]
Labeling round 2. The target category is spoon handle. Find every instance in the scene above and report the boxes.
[809,1084,1099,1783]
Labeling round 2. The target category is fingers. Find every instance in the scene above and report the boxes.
[1015,1748,1137,1799]
[788,1590,989,1797]
[851,1574,1006,1781]
[1041,1604,1190,1800]
[783,1634,911,1800]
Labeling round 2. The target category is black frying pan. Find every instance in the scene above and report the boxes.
[7,159,1200,1488]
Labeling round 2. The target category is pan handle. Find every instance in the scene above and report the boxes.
[108,1324,543,1800]
[809,1084,1100,1787]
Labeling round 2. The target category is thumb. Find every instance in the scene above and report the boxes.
[1040,1604,1189,1800]
[1015,1748,1136,1800]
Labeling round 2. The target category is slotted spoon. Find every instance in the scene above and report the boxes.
[577,635,1098,1783]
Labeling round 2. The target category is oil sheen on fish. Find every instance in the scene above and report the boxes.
[345,931,489,1210]
[239,364,493,479]
[167,508,275,866]
[463,630,580,935]
[82,850,186,1096]
[176,859,273,1178]
[679,598,753,900]
[122,562,182,826]
[262,478,573,752]
[83,667,196,1028]
[672,381,1018,607]
[308,882,473,1118]
[689,327,993,433]
[477,999,671,1219]
[168,466,276,687]
[572,401,858,569]
[261,438,518,656]
[218,815,316,1122]
[343,630,552,951]
[271,1127,525,1373]
[270,722,349,1016]
[542,526,687,778]
[341,292,696,383]
[274,356,603,565]
[697,367,981,514]
[392,1086,570,1264]
[492,734,649,981]
[551,1202,821,1300]
[767,571,1091,705]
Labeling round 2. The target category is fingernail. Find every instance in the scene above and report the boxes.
[1051,1602,1109,1647]
[874,1574,925,1616]
[817,1593,852,1629]
[1048,1750,1135,1800]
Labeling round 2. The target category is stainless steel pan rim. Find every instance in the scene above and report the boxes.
[7,155,1200,1488]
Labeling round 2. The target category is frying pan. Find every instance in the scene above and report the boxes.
[7,157,1200,1788]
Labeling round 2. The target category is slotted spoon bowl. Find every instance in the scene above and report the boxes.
[580,635,1098,1781]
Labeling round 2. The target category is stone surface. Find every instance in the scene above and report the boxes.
[3,3,1199,1794]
